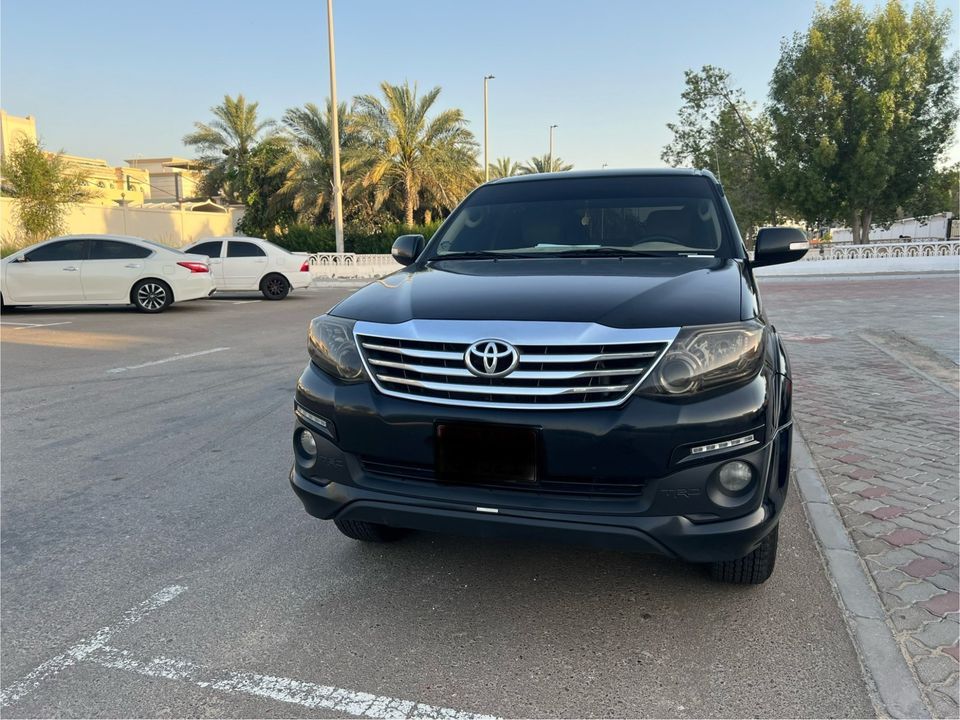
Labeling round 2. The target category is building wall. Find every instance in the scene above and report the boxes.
[1,197,240,251]
[0,110,38,157]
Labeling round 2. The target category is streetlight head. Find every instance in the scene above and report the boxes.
[550,124,558,129]
[485,74,495,80]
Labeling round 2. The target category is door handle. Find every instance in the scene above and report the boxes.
[124,264,142,269]
[62,266,79,272]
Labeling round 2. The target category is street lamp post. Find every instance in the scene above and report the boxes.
[326,0,344,253]
[548,124,558,171]
[483,75,494,182]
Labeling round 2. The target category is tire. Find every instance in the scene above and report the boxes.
[132,279,172,313]
[710,524,778,584]
[333,518,407,543]
[260,273,290,300]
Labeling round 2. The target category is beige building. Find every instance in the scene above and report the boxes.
[61,153,151,206]
[0,109,38,158]
[126,157,203,201]
[1,110,150,206]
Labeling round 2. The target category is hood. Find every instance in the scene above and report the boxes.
[330,257,753,328]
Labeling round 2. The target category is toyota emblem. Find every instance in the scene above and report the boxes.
[464,339,520,378]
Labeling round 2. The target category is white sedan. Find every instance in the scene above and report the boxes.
[0,234,215,313]
[182,236,312,300]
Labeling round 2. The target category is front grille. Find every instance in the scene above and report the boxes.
[360,457,646,496]
[354,321,675,410]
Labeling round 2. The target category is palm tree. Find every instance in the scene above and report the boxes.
[488,157,520,179]
[519,154,574,174]
[352,81,478,226]
[273,101,359,223]
[183,94,274,202]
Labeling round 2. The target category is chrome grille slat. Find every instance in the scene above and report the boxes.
[519,351,659,362]
[354,320,679,410]
[361,342,462,361]
[376,375,632,396]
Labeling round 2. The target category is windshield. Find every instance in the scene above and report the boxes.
[426,175,733,259]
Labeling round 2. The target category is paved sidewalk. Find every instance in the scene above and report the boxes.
[761,274,960,718]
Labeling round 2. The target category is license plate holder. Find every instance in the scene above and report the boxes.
[435,422,538,486]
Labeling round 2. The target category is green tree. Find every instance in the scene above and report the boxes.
[518,154,574,174]
[0,139,91,244]
[352,81,478,226]
[272,101,360,225]
[662,65,777,240]
[488,157,520,179]
[183,94,274,203]
[769,0,958,242]
[234,137,294,237]
[907,162,960,218]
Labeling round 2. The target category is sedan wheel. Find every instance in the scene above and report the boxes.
[133,280,171,313]
[261,274,290,300]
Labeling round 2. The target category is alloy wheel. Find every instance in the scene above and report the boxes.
[137,282,167,311]
[265,277,287,298]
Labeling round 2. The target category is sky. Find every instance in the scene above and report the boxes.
[2,0,957,170]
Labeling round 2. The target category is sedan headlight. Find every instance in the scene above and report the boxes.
[640,321,766,396]
[308,315,366,381]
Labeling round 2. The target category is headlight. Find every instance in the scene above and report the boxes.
[640,321,765,396]
[308,315,366,381]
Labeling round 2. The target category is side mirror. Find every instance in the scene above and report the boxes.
[752,227,809,267]
[391,234,424,266]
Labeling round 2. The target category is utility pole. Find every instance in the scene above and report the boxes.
[326,0,344,253]
[483,75,494,182]
[548,124,558,171]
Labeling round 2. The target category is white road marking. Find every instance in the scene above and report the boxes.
[231,300,261,305]
[88,646,500,720]
[0,585,187,707]
[0,321,73,329]
[107,347,229,374]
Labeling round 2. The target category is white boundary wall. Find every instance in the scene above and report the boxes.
[1,197,240,251]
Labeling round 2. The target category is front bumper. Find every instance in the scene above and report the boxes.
[291,361,793,562]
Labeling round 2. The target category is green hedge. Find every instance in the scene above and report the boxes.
[270,222,442,254]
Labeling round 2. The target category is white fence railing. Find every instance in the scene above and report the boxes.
[804,240,960,260]
[307,252,397,278]
[307,241,960,278]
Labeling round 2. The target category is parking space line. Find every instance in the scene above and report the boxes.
[0,585,187,707]
[0,321,73,329]
[231,300,261,305]
[107,347,230,374]
[87,645,499,720]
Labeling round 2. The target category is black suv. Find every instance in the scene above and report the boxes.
[290,170,808,584]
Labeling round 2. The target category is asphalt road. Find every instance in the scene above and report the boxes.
[1,286,875,718]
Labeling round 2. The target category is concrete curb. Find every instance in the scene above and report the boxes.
[793,426,930,719]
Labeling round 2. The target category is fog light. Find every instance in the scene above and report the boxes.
[718,460,753,493]
[298,429,318,459]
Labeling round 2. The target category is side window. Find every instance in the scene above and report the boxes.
[89,240,152,260]
[189,241,222,258]
[227,241,266,258]
[24,239,86,262]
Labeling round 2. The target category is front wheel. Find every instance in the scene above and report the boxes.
[710,524,778,584]
[260,273,290,300]
[132,279,172,313]
[333,518,407,543]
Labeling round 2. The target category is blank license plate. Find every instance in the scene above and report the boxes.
[435,423,538,486]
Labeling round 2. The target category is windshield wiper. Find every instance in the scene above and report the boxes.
[428,251,537,261]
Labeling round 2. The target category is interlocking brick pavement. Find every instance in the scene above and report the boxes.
[761,274,959,718]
